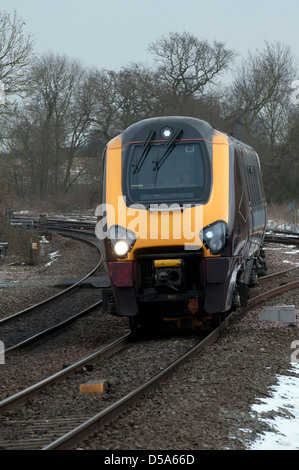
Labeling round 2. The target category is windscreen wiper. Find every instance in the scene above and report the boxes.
[152,128,183,172]
[133,129,156,174]
[152,128,183,186]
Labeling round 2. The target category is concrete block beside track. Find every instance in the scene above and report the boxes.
[258,305,296,325]
[79,379,109,394]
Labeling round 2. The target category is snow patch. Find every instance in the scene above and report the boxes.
[45,250,60,267]
[248,363,299,450]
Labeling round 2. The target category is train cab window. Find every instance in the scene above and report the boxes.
[125,141,210,205]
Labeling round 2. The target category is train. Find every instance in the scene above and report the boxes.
[96,116,267,332]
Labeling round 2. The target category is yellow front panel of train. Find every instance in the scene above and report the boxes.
[104,131,230,258]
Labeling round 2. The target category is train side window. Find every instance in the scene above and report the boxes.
[234,148,243,187]
[253,166,263,206]
[246,161,263,208]
[236,147,253,205]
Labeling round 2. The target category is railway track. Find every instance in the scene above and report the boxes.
[0,333,131,413]
[0,277,298,450]
[0,224,103,353]
[0,290,103,353]
[45,278,299,451]
[0,217,297,450]
[0,330,205,450]
[265,228,299,246]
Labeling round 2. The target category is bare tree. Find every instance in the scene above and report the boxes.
[113,63,158,129]
[228,42,297,148]
[0,10,34,152]
[0,162,11,204]
[90,35,236,139]
[90,68,120,141]
[62,68,100,194]
[5,53,99,201]
[41,54,83,196]
[0,10,34,98]
[148,31,236,111]
[90,64,158,140]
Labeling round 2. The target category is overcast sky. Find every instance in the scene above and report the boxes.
[1,0,299,76]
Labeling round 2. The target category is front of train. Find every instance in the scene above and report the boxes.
[96,116,232,329]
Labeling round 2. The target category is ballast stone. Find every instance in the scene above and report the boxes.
[258,305,296,325]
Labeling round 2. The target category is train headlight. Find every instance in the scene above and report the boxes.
[114,240,130,257]
[108,225,136,258]
[201,221,227,255]
[161,126,173,139]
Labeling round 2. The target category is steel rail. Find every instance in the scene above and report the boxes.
[247,278,299,305]
[259,265,299,282]
[4,299,103,354]
[0,278,298,449]
[42,325,223,450]
[2,218,298,449]
[0,226,103,353]
[42,278,299,450]
[0,333,131,412]
[265,234,299,245]
[0,234,101,327]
